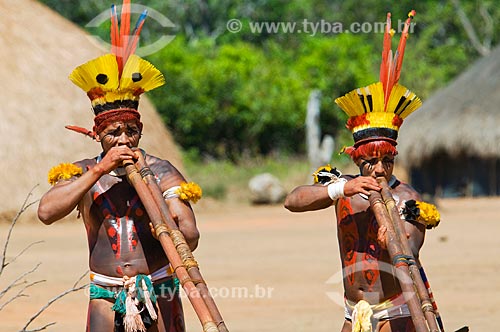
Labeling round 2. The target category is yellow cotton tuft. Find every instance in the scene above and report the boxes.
[417,201,441,228]
[312,164,332,184]
[352,300,373,332]
[48,163,83,185]
[175,182,202,203]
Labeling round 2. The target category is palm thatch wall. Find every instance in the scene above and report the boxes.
[0,0,182,216]
[398,46,500,197]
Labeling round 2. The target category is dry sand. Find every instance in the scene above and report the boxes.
[0,197,498,331]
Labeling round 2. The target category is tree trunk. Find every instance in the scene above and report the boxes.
[306,90,334,170]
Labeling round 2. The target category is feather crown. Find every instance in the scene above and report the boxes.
[69,0,165,116]
[335,10,421,146]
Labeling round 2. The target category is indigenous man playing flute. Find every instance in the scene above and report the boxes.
[38,2,201,331]
[285,11,441,332]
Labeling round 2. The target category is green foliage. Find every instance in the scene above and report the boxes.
[149,38,309,159]
[292,34,378,139]
[38,0,500,161]
[146,34,378,159]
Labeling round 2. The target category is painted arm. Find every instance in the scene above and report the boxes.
[157,161,200,251]
[284,176,381,212]
[404,217,426,260]
[38,165,102,224]
[38,145,138,224]
[165,198,199,251]
[399,186,426,259]
[284,184,332,212]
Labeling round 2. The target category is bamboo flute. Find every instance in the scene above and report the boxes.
[133,153,229,332]
[377,177,441,332]
[368,189,429,332]
[123,160,220,332]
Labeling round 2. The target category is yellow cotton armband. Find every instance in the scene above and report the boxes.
[174,182,202,203]
[48,163,83,185]
[417,201,441,229]
[403,200,441,229]
[312,164,342,185]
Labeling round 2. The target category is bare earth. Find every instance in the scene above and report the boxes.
[1,197,498,331]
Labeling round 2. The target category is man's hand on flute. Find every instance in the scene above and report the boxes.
[343,176,381,197]
[93,145,139,174]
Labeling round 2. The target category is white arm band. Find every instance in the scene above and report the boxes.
[163,186,181,199]
[327,179,347,201]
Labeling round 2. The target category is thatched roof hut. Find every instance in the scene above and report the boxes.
[0,0,182,216]
[398,45,500,197]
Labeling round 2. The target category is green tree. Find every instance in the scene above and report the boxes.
[38,0,500,159]
[149,38,308,159]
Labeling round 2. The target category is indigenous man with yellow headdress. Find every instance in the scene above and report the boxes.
[285,11,442,332]
[38,2,200,331]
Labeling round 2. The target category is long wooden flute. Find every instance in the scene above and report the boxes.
[133,152,229,332]
[368,186,431,332]
[123,158,221,332]
[377,177,441,332]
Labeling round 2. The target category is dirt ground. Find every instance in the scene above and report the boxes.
[0,197,498,332]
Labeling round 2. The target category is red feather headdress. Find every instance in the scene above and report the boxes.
[67,0,165,138]
[335,11,421,146]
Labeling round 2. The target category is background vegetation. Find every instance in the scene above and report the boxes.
[38,0,499,200]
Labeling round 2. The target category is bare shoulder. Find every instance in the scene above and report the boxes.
[145,154,185,184]
[73,158,97,174]
[145,154,176,172]
[393,179,422,202]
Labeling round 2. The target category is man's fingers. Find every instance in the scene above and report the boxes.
[344,176,384,196]
[130,148,142,159]
[356,177,380,188]
[361,183,380,194]
[377,226,388,249]
[360,189,371,196]
[120,154,134,159]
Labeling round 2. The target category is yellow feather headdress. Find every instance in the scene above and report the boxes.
[335,11,421,146]
[68,0,164,118]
